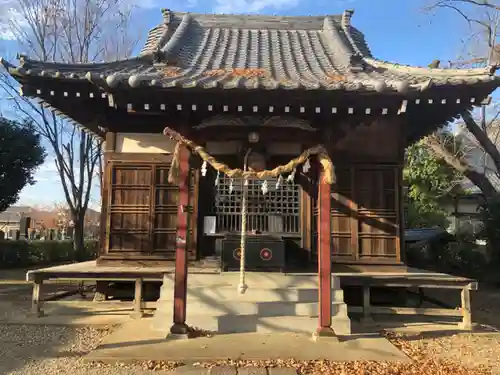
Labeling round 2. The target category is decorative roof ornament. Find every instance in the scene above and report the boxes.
[341,9,354,27]
[489,45,500,72]
[161,8,173,24]
[428,60,440,69]
[349,53,365,72]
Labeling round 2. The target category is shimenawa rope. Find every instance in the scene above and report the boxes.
[164,128,335,185]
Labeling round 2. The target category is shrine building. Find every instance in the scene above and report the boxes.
[4,9,498,337]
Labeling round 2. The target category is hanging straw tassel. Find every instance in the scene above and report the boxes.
[168,141,182,184]
[238,148,252,295]
[238,177,249,294]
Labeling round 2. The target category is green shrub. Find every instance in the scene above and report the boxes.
[0,240,98,269]
[406,235,488,280]
[478,196,500,266]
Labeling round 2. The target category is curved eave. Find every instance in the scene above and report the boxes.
[4,58,498,94]
[0,54,156,85]
[2,62,500,95]
[339,12,499,83]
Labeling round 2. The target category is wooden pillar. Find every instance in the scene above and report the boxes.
[99,132,115,260]
[169,144,191,336]
[93,281,109,302]
[30,277,44,317]
[131,278,144,319]
[316,169,336,338]
[459,285,472,330]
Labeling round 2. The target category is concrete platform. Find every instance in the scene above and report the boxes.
[86,318,411,364]
[153,274,352,336]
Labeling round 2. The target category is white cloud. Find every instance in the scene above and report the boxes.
[213,0,300,14]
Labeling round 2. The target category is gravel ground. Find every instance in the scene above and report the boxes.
[416,332,500,372]
[1,323,500,375]
[0,325,180,375]
[2,275,500,375]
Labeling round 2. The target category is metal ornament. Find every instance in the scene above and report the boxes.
[287,168,296,183]
[302,158,311,173]
[215,170,220,186]
[276,175,283,189]
[261,180,269,195]
[201,160,208,176]
[229,178,234,193]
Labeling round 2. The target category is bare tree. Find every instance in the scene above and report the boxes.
[0,0,140,254]
[422,0,500,199]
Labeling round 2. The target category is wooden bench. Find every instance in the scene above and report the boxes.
[339,272,477,330]
[26,260,218,319]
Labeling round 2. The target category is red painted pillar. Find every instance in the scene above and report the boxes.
[316,169,335,337]
[170,144,191,336]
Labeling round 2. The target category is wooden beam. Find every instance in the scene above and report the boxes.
[349,306,463,317]
[169,142,192,337]
[315,168,336,338]
[104,132,116,152]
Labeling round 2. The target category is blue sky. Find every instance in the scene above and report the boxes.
[0,0,486,210]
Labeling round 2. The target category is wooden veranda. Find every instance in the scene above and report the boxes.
[26,261,476,331]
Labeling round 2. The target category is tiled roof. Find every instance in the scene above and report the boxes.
[1,10,499,93]
[405,228,452,244]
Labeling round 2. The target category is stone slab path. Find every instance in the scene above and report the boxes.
[169,366,297,375]
[87,318,410,364]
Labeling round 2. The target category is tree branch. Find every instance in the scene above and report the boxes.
[462,110,500,174]
[425,134,498,197]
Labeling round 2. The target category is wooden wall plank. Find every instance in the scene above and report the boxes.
[349,168,359,260]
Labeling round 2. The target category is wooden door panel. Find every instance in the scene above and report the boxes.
[109,233,150,252]
[107,165,152,254]
[356,167,399,259]
[105,160,198,260]
[312,164,401,262]
[331,168,357,259]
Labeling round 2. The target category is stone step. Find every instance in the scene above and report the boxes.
[158,286,344,303]
[182,300,347,317]
[160,273,341,289]
[152,314,351,336]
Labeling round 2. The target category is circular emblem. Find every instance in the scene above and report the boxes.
[233,248,242,260]
[260,248,272,261]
